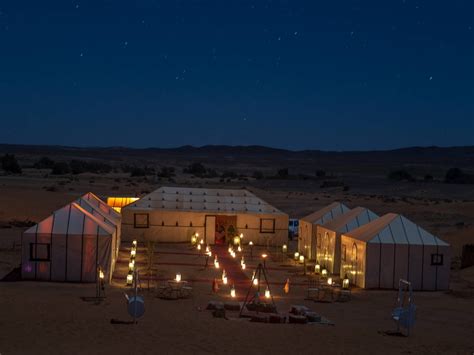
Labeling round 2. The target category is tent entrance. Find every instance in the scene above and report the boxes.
[214,215,237,245]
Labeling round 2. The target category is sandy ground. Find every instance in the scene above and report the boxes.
[1,173,474,354]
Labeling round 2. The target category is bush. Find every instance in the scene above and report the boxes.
[51,162,70,175]
[157,166,175,178]
[34,156,55,169]
[1,154,22,174]
[277,168,289,178]
[70,159,112,174]
[183,163,217,178]
[388,169,414,182]
[253,171,264,180]
[315,169,326,177]
[130,167,147,177]
[221,171,238,179]
[445,168,474,184]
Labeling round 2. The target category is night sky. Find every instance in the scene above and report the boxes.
[0,1,472,150]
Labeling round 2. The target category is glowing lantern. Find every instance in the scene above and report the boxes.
[342,274,350,289]
[249,241,253,246]
[197,244,202,251]
[228,246,232,253]
[233,235,241,245]
[99,269,104,280]
[321,268,328,277]
[230,285,236,298]
[199,239,204,245]
[237,245,242,252]
[294,252,300,261]
[191,234,197,245]
[241,263,246,270]
[128,261,135,271]
[327,277,333,286]
[314,261,320,274]
[282,244,287,253]
[126,273,133,285]
[299,255,305,264]
[240,233,244,239]
[265,287,271,299]
[205,245,210,253]
[175,273,182,282]
[132,240,137,247]
[214,259,220,269]
[130,249,136,258]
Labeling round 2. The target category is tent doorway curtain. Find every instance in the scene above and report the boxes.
[214,215,237,245]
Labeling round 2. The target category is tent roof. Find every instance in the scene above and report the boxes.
[24,202,115,236]
[301,202,350,224]
[322,207,379,234]
[80,192,121,220]
[343,213,449,246]
[75,197,120,229]
[123,186,285,215]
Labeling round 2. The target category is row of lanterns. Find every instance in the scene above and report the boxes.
[126,240,138,285]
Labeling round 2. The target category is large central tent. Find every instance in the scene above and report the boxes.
[121,186,289,245]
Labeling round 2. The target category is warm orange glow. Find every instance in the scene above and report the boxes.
[106,197,139,213]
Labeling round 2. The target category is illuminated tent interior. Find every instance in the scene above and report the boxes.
[22,196,121,283]
[298,202,350,259]
[81,192,121,220]
[317,207,379,274]
[106,197,140,213]
[121,186,288,245]
[340,213,450,291]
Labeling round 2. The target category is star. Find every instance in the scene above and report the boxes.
[75,4,79,9]
[429,76,433,81]
[294,31,298,35]
[80,52,83,57]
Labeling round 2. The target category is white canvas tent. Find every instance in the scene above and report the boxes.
[317,207,379,274]
[21,202,119,283]
[76,195,122,238]
[340,213,450,290]
[298,202,350,259]
[122,186,289,246]
[80,192,121,221]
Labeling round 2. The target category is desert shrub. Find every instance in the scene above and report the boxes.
[253,171,264,180]
[34,156,55,169]
[183,162,217,178]
[51,162,70,175]
[130,167,147,177]
[445,168,474,184]
[1,154,22,174]
[315,169,326,177]
[70,159,112,174]
[277,168,289,178]
[221,170,238,179]
[320,180,345,188]
[157,166,175,178]
[388,169,414,182]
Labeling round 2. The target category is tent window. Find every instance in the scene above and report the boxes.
[30,243,51,262]
[134,213,149,228]
[260,218,275,233]
[431,254,443,266]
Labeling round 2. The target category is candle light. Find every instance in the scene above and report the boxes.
[342,274,350,289]
[282,244,287,253]
[175,273,182,282]
[237,245,242,252]
[99,269,104,280]
[321,267,328,277]
[132,240,137,247]
[327,277,333,285]
[294,252,300,261]
[130,249,136,257]
[299,255,305,264]
[126,273,133,285]
[230,285,236,298]
[197,244,201,251]
[191,234,197,245]
[265,287,271,299]
[249,241,253,246]
[314,261,320,274]
[128,261,134,271]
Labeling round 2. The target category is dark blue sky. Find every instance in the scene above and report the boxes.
[0,1,472,150]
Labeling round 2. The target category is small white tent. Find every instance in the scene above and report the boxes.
[298,202,350,259]
[317,207,378,274]
[21,202,119,283]
[340,213,450,290]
